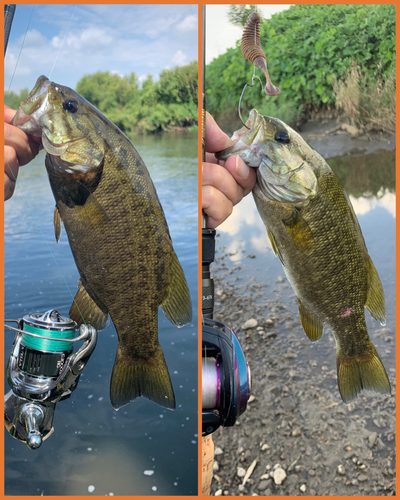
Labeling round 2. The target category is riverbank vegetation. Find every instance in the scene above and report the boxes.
[6,61,198,134]
[206,4,395,133]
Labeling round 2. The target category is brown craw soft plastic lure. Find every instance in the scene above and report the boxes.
[241,11,280,96]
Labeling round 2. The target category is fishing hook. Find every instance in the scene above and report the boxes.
[238,71,263,129]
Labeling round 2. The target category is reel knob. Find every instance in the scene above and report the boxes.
[20,404,44,449]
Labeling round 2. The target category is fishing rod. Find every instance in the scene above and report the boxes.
[4,4,16,55]
[201,5,251,437]
[3,5,98,450]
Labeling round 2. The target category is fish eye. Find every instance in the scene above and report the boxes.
[275,130,290,143]
[63,99,78,113]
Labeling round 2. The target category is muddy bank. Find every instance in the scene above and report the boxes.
[208,125,396,496]
[299,118,395,158]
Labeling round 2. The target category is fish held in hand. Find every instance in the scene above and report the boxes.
[216,109,390,404]
[12,75,192,410]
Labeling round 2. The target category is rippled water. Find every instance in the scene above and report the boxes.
[4,131,198,496]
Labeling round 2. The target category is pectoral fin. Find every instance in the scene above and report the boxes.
[54,206,62,243]
[74,191,111,226]
[282,208,315,255]
[69,280,109,330]
[365,254,386,325]
[297,298,323,342]
[266,227,284,264]
[161,252,192,327]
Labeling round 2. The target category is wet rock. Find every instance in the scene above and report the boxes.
[242,319,258,330]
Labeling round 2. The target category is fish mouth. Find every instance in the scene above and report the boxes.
[12,75,85,155]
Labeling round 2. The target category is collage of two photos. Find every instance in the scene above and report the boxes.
[3,3,396,497]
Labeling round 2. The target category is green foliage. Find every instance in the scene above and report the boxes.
[206,4,396,130]
[5,88,29,110]
[76,62,198,134]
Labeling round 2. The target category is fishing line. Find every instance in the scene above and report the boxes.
[4,4,87,325]
[5,5,35,101]
[4,165,87,326]
[48,4,77,80]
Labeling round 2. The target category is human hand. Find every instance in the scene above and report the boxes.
[202,112,256,228]
[4,104,41,201]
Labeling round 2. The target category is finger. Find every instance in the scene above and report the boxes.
[202,162,243,207]
[4,122,40,166]
[223,154,257,197]
[4,145,19,200]
[202,184,233,229]
[4,104,16,124]
[205,112,233,153]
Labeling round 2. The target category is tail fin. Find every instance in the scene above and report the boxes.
[110,344,175,411]
[337,344,391,404]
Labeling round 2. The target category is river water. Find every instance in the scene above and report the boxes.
[4,131,198,496]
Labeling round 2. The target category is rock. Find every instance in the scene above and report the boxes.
[258,480,271,491]
[358,474,368,483]
[242,318,258,330]
[337,465,345,475]
[215,447,224,456]
[368,432,378,449]
[215,488,223,496]
[273,468,287,485]
[213,461,219,472]
[292,427,301,437]
[261,444,270,451]
[237,467,246,478]
[300,484,307,493]
[265,318,274,327]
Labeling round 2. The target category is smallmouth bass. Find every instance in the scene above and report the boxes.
[217,109,390,404]
[12,76,192,410]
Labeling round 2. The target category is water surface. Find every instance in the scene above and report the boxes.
[4,131,198,496]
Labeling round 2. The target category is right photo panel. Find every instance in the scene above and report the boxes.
[202,4,395,496]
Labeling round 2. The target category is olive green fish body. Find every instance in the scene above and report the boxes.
[217,109,390,404]
[13,76,192,410]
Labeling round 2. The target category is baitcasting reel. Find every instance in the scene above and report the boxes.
[202,319,251,435]
[4,309,97,449]
[202,219,251,435]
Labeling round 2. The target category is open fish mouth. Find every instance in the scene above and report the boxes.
[12,75,86,156]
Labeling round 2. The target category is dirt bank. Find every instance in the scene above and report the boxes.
[208,122,396,496]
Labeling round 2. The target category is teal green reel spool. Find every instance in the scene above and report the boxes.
[19,310,77,378]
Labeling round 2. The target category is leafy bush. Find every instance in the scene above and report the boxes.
[206,4,395,131]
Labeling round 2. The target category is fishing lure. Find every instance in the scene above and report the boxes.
[241,11,280,96]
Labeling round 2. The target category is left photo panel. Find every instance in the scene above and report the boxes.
[4,4,198,496]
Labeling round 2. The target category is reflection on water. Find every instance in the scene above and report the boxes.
[4,132,198,496]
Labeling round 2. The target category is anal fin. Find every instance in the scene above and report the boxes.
[69,280,109,330]
[161,252,192,327]
[297,298,323,342]
[365,254,386,325]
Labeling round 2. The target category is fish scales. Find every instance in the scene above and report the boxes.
[12,76,192,410]
[217,109,390,404]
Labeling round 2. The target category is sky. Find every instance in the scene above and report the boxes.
[5,4,198,93]
[206,5,292,64]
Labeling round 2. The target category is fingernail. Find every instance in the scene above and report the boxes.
[235,155,249,179]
